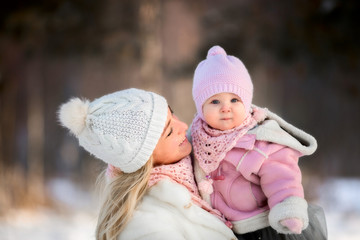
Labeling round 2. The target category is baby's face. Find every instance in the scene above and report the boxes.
[202,92,247,131]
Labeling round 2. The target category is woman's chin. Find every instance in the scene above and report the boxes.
[181,141,192,157]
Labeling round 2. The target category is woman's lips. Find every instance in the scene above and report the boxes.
[179,137,187,146]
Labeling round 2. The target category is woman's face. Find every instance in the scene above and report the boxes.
[152,108,192,166]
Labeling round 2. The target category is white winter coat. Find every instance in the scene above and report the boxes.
[118,179,237,240]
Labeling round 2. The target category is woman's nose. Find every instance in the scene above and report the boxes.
[176,119,188,134]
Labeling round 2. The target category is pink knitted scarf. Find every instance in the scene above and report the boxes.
[191,107,267,175]
[148,156,226,222]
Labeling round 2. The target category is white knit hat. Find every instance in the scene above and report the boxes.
[58,88,168,173]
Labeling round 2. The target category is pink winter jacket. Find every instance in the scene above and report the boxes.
[210,135,304,218]
[210,135,303,232]
[192,107,317,234]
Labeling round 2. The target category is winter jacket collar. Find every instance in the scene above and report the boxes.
[248,105,317,156]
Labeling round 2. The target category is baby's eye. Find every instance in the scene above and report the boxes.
[210,100,220,104]
[231,98,240,103]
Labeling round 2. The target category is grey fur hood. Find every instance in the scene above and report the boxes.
[248,105,317,156]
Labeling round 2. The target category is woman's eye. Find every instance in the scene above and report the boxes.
[211,100,220,104]
[231,98,240,103]
[167,128,173,137]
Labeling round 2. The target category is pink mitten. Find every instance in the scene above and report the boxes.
[280,218,303,234]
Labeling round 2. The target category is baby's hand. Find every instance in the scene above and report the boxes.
[280,218,303,234]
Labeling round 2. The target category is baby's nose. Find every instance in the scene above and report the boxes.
[221,104,231,112]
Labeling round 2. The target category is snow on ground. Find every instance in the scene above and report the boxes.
[0,177,360,240]
[316,178,360,240]
[0,178,98,240]
[0,208,97,240]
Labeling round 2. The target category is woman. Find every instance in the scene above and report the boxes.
[58,88,237,240]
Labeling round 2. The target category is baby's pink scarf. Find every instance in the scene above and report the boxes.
[191,107,266,175]
[148,156,226,222]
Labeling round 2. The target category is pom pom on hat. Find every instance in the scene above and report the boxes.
[192,45,253,120]
[207,46,226,57]
[58,98,89,136]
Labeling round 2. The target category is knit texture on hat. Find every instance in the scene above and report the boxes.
[192,45,253,119]
[58,88,168,173]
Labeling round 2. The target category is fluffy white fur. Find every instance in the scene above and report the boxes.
[58,98,89,136]
[118,179,237,240]
[232,211,270,234]
[269,196,309,234]
[248,105,317,156]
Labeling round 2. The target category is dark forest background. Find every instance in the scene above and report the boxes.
[0,0,359,214]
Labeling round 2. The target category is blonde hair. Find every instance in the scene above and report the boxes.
[95,157,154,240]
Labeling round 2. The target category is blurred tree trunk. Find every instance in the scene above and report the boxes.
[138,0,164,92]
[0,20,46,212]
[26,54,45,206]
[0,40,25,213]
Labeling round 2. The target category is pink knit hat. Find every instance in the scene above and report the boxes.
[192,45,253,119]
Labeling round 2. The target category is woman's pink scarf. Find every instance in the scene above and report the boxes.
[105,157,225,221]
[148,156,227,223]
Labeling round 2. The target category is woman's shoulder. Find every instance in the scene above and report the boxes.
[146,178,193,208]
[119,179,237,240]
[118,179,191,239]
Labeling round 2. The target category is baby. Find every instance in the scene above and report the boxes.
[191,46,322,239]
